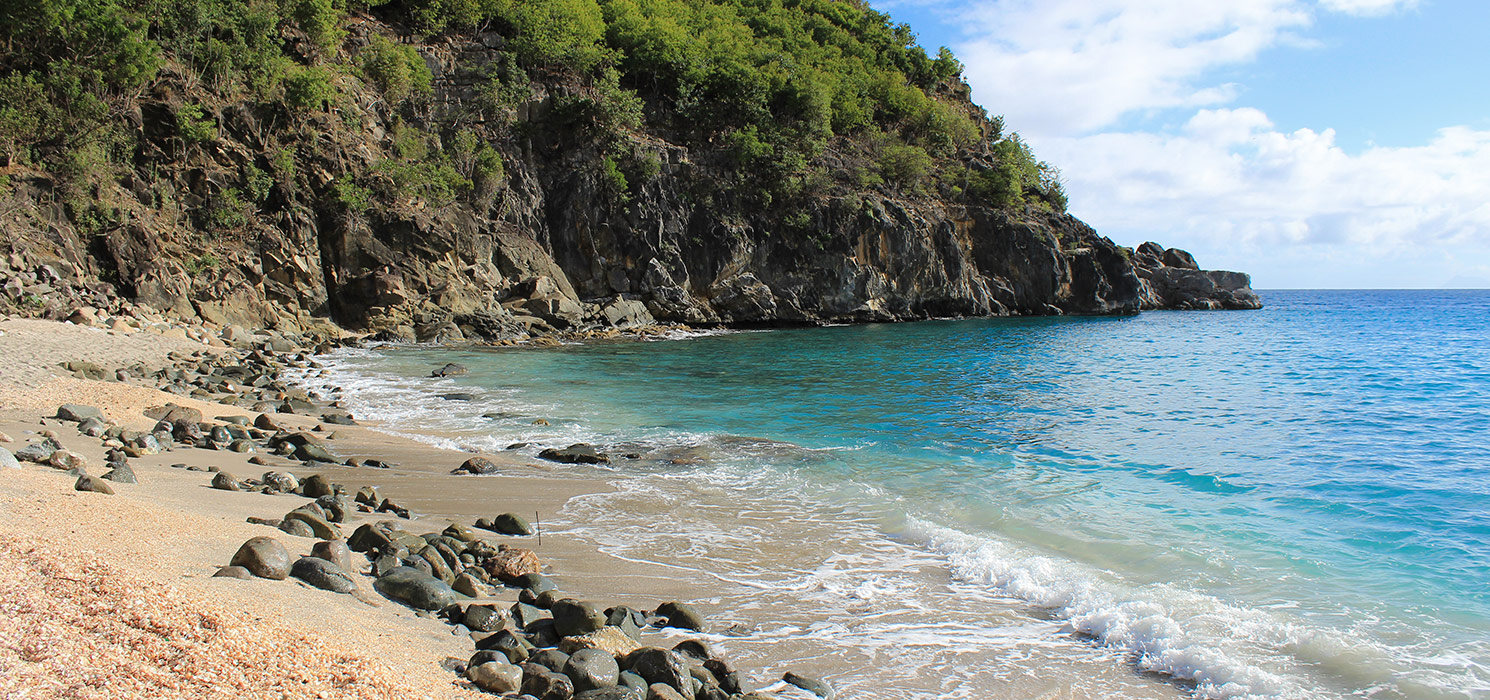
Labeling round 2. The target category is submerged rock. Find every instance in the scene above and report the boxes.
[538,444,610,465]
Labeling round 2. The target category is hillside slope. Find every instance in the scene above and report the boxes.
[0,0,1258,340]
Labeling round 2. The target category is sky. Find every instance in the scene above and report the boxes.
[871,0,1490,288]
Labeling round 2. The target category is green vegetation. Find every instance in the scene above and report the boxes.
[0,0,1072,248]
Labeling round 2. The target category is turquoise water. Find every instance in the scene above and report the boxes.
[303,290,1490,698]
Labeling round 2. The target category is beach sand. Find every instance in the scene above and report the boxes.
[0,317,706,699]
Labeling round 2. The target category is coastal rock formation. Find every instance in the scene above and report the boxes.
[1132,242,1262,310]
[0,4,1259,340]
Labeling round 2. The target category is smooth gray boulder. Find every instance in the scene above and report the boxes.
[374,566,459,610]
[565,648,620,693]
[0,447,20,470]
[74,475,114,494]
[290,556,356,594]
[56,404,104,423]
[553,598,607,638]
[230,536,290,580]
[467,660,523,694]
[655,602,705,632]
[102,464,137,484]
[310,539,354,571]
[783,672,835,699]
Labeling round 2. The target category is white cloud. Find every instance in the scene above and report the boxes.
[1037,112,1490,287]
[1318,0,1420,17]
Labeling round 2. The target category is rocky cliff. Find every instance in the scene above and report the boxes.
[0,3,1259,341]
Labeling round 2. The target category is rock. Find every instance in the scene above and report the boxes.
[211,471,242,491]
[213,565,253,579]
[253,413,283,431]
[320,410,356,426]
[74,475,114,494]
[354,486,381,506]
[670,640,710,663]
[101,464,137,483]
[0,447,20,470]
[477,629,533,664]
[655,602,705,632]
[300,474,333,498]
[515,572,557,594]
[0,431,12,443]
[463,604,507,632]
[565,648,620,693]
[560,627,642,657]
[703,659,741,695]
[573,688,642,700]
[531,649,571,674]
[374,567,459,610]
[229,439,255,453]
[230,536,290,579]
[77,416,109,437]
[451,457,499,475]
[346,523,394,553]
[431,363,469,377]
[144,403,202,425]
[487,546,540,582]
[646,683,688,700]
[290,556,357,594]
[621,649,689,693]
[467,660,524,694]
[605,607,646,640]
[553,599,608,639]
[314,494,348,523]
[56,404,104,422]
[48,450,86,471]
[453,572,488,598]
[310,539,354,571]
[278,519,315,537]
[538,444,610,464]
[492,512,534,536]
[442,522,481,542]
[523,665,576,700]
[619,672,648,695]
[282,509,340,540]
[262,471,298,493]
[14,440,58,463]
[783,672,834,699]
[512,602,552,628]
[296,442,339,463]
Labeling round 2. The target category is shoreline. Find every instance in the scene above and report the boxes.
[0,315,829,699]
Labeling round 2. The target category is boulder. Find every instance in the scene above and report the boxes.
[213,566,253,580]
[538,444,610,464]
[530,649,571,674]
[282,509,341,539]
[522,665,576,700]
[48,450,86,471]
[300,474,333,498]
[646,683,688,700]
[262,471,298,493]
[278,519,316,538]
[783,672,834,699]
[703,659,741,695]
[467,661,524,694]
[655,602,705,632]
[487,546,540,582]
[430,362,469,377]
[101,464,137,484]
[56,404,104,423]
[74,475,114,494]
[211,471,242,491]
[374,567,459,610]
[310,539,354,571]
[0,447,20,470]
[14,440,58,463]
[290,556,356,594]
[560,626,642,657]
[491,512,534,536]
[553,599,608,639]
[452,457,499,475]
[143,403,202,425]
[621,648,689,693]
[476,629,532,664]
[463,604,507,633]
[573,688,642,700]
[230,536,290,580]
[565,648,620,693]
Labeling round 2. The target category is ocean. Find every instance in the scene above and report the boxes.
[292,289,1490,699]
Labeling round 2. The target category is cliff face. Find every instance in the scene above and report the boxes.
[0,10,1259,340]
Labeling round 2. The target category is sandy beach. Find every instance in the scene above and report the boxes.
[0,316,774,699]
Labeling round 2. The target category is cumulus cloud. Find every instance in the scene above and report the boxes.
[874,0,1480,286]
[1039,112,1490,287]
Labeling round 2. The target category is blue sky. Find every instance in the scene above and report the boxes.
[871,0,1490,288]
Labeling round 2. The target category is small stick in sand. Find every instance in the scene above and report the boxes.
[535,510,542,546]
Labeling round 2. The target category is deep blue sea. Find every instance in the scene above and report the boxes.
[297,290,1490,699]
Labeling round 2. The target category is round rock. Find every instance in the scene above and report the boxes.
[290,556,356,594]
[373,566,459,610]
[230,536,290,580]
[565,648,620,693]
[467,660,523,694]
